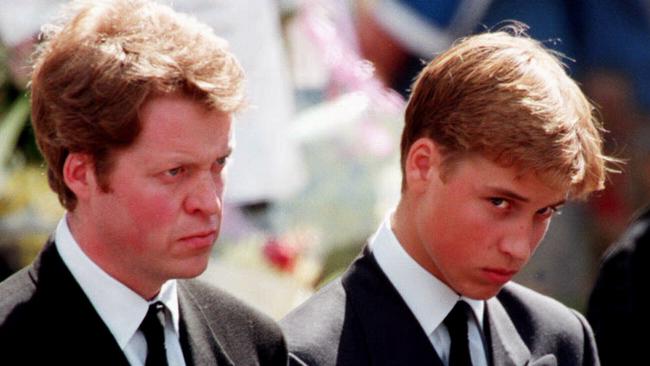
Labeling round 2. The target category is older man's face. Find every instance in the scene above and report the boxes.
[84,94,232,297]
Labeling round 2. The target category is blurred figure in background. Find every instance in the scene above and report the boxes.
[0,0,60,88]
[356,0,492,97]
[587,205,650,366]
[355,0,584,96]
[579,0,650,251]
[579,7,650,354]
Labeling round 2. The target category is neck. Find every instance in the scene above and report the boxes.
[66,211,163,299]
[392,200,417,254]
[392,198,439,277]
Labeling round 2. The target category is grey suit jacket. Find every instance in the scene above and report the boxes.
[0,240,288,366]
[281,249,599,366]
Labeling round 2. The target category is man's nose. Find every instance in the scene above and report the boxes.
[499,221,533,262]
[184,173,222,215]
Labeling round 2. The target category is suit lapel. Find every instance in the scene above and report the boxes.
[343,249,444,366]
[484,296,558,366]
[484,296,532,366]
[177,282,235,366]
[528,354,558,366]
[30,240,130,365]
[35,240,238,366]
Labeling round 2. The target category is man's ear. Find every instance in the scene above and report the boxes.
[63,153,97,200]
[404,137,444,193]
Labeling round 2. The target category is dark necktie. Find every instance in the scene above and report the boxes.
[444,301,473,366]
[140,301,169,366]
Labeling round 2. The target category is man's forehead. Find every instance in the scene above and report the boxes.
[457,155,570,203]
[494,171,569,204]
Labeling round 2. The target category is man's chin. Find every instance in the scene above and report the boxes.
[171,258,211,280]
[460,285,505,300]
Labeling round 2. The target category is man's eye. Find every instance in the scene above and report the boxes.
[167,167,183,177]
[216,156,227,166]
[537,206,562,218]
[490,198,510,209]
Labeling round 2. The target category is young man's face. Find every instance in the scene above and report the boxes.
[81,94,232,296]
[410,153,566,300]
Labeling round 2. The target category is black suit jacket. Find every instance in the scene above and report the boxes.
[281,249,599,366]
[0,240,288,366]
[587,207,650,366]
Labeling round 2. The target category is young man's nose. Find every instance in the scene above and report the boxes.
[499,222,534,262]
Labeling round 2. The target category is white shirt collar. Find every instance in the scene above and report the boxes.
[54,215,181,349]
[368,213,485,336]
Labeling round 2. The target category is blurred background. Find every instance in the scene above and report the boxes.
[1,0,649,319]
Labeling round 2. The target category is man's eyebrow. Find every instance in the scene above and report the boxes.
[486,186,566,207]
[158,146,233,166]
[485,186,530,203]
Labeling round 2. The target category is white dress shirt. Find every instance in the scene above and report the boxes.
[368,214,489,366]
[55,215,187,366]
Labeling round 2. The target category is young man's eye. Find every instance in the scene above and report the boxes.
[537,206,562,218]
[489,198,510,209]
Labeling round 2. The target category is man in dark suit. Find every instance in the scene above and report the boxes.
[0,1,287,365]
[587,206,650,366]
[281,27,613,366]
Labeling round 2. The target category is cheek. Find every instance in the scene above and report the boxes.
[428,212,487,258]
[531,220,552,250]
[427,192,489,239]
[442,207,507,261]
[446,202,494,238]
[122,187,182,229]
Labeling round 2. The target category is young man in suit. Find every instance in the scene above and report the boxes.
[281,27,614,366]
[0,1,287,365]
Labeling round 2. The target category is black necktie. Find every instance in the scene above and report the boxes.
[444,301,473,366]
[140,301,169,366]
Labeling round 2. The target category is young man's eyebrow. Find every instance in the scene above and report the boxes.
[485,187,530,203]
[486,186,566,207]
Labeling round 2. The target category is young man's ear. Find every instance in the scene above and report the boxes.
[63,153,97,200]
[404,137,444,193]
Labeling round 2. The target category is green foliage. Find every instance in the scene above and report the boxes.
[0,44,7,92]
[0,95,30,168]
[0,44,36,171]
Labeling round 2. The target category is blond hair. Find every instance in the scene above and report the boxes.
[402,27,615,199]
[30,0,244,210]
